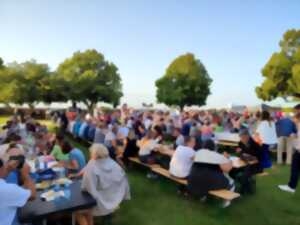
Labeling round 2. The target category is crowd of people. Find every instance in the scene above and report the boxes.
[0,114,130,225]
[58,104,300,200]
[1,102,300,225]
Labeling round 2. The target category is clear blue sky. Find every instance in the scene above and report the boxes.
[1,0,299,108]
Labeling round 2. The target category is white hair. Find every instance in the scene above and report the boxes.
[89,144,109,159]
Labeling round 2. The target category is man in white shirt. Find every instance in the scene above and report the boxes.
[0,159,32,225]
[169,136,196,178]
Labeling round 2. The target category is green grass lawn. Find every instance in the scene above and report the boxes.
[69,134,300,225]
[1,116,300,225]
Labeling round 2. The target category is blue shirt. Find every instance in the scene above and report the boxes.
[276,118,297,137]
[69,148,86,173]
[5,170,19,185]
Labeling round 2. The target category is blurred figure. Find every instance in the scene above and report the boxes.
[276,113,297,165]
[77,144,130,225]
[279,104,300,193]
[255,111,277,169]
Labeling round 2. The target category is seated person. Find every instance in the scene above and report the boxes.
[237,129,263,174]
[104,124,118,159]
[59,140,86,175]
[0,158,33,225]
[187,140,234,207]
[122,129,139,163]
[77,144,130,225]
[94,122,106,144]
[51,133,69,161]
[169,136,196,178]
[137,131,159,164]
[200,120,214,141]
[173,128,184,148]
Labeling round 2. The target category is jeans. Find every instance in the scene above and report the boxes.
[288,151,300,189]
[261,144,272,169]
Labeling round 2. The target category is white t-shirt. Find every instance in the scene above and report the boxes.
[138,139,158,156]
[256,121,277,145]
[118,127,129,138]
[0,179,30,225]
[169,146,195,178]
[144,119,152,130]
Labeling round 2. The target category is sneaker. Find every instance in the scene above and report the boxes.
[278,185,295,193]
[222,200,231,208]
[200,196,207,203]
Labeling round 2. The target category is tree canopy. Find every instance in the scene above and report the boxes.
[0,49,123,110]
[155,53,212,109]
[0,60,52,107]
[56,49,123,111]
[256,29,300,101]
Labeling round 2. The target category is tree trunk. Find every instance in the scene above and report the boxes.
[87,102,95,115]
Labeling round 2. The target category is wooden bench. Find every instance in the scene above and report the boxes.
[128,157,161,168]
[151,167,188,185]
[208,190,240,201]
[217,140,239,147]
[151,167,240,201]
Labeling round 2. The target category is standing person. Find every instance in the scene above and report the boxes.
[276,114,297,165]
[279,104,300,193]
[255,111,277,169]
[169,136,196,178]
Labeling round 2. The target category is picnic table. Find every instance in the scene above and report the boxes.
[157,145,258,169]
[19,180,97,225]
[215,132,240,147]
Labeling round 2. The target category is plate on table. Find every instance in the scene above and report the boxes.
[40,190,65,201]
[36,181,52,190]
[54,178,72,186]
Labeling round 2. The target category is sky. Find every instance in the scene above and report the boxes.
[0,0,300,108]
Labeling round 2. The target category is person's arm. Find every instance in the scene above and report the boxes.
[66,159,79,170]
[3,160,19,178]
[20,163,36,200]
[69,166,86,179]
[220,161,233,173]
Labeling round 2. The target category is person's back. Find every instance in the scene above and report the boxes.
[256,120,277,145]
[94,128,105,144]
[188,149,233,198]
[81,144,130,217]
[169,145,195,178]
[69,148,86,172]
[276,117,296,137]
[0,179,31,225]
[187,140,233,203]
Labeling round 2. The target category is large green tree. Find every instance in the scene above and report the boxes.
[256,29,300,101]
[155,53,212,109]
[0,60,52,108]
[56,49,123,111]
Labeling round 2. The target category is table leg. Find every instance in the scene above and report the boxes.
[72,213,75,225]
